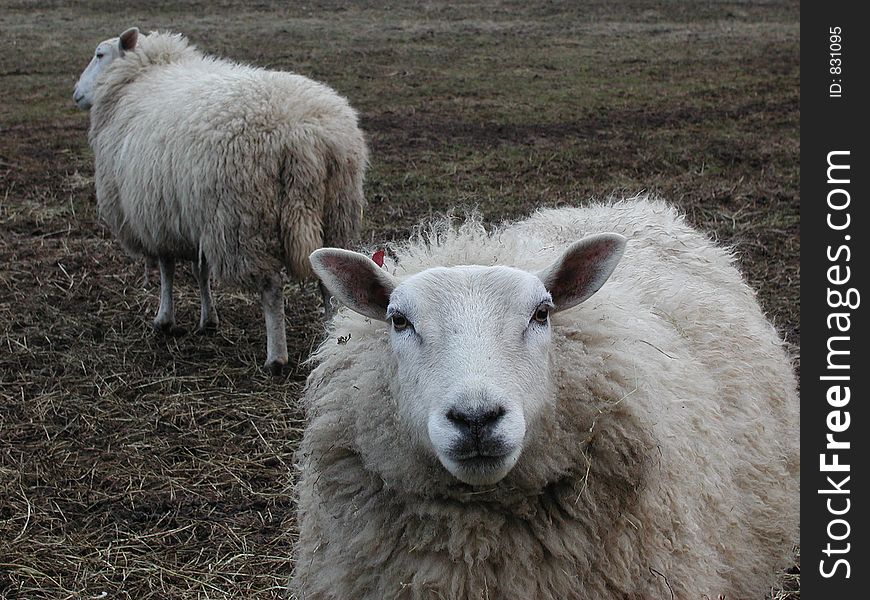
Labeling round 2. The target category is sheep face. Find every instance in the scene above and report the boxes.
[386,266,553,485]
[310,233,625,486]
[73,28,139,110]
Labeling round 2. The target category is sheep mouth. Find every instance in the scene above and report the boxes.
[448,433,513,460]
[441,447,521,486]
[455,454,511,472]
[451,448,511,462]
[73,95,91,110]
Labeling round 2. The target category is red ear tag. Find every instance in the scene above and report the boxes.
[372,249,385,267]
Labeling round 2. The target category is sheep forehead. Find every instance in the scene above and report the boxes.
[96,39,118,53]
[391,265,548,323]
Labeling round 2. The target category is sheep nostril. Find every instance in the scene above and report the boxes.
[447,406,506,435]
[446,408,469,430]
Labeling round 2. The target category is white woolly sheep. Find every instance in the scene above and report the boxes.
[294,196,799,599]
[73,27,368,373]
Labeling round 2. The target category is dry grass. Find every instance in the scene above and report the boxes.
[1,1,798,598]
[0,235,318,597]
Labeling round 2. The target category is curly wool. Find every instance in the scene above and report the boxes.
[88,31,367,287]
[293,196,799,600]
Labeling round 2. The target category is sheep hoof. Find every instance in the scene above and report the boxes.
[154,321,187,337]
[264,359,288,376]
[195,322,219,336]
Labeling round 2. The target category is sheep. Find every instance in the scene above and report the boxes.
[293,196,799,600]
[73,27,368,373]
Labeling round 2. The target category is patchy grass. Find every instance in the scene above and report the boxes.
[1,1,798,598]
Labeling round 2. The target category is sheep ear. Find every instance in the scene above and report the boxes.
[119,27,139,53]
[537,233,626,312]
[309,248,397,321]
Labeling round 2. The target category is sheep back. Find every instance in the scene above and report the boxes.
[89,32,367,287]
[294,196,799,599]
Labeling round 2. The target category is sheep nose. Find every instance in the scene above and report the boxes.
[447,406,506,441]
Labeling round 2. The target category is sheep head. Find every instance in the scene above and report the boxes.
[310,234,625,486]
[73,27,139,110]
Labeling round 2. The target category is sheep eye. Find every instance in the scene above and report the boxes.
[96,52,104,59]
[391,313,409,331]
[532,304,550,324]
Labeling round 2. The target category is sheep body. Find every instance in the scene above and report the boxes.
[80,30,367,368]
[294,196,799,599]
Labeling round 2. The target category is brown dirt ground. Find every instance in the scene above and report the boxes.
[1,1,798,598]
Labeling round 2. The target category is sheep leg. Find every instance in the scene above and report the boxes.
[193,257,219,335]
[319,280,335,321]
[153,257,185,336]
[261,274,288,375]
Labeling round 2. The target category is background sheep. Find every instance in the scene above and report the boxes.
[295,196,799,600]
[73,27,368,373]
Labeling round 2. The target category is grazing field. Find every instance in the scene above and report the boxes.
[0,1,799,598]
